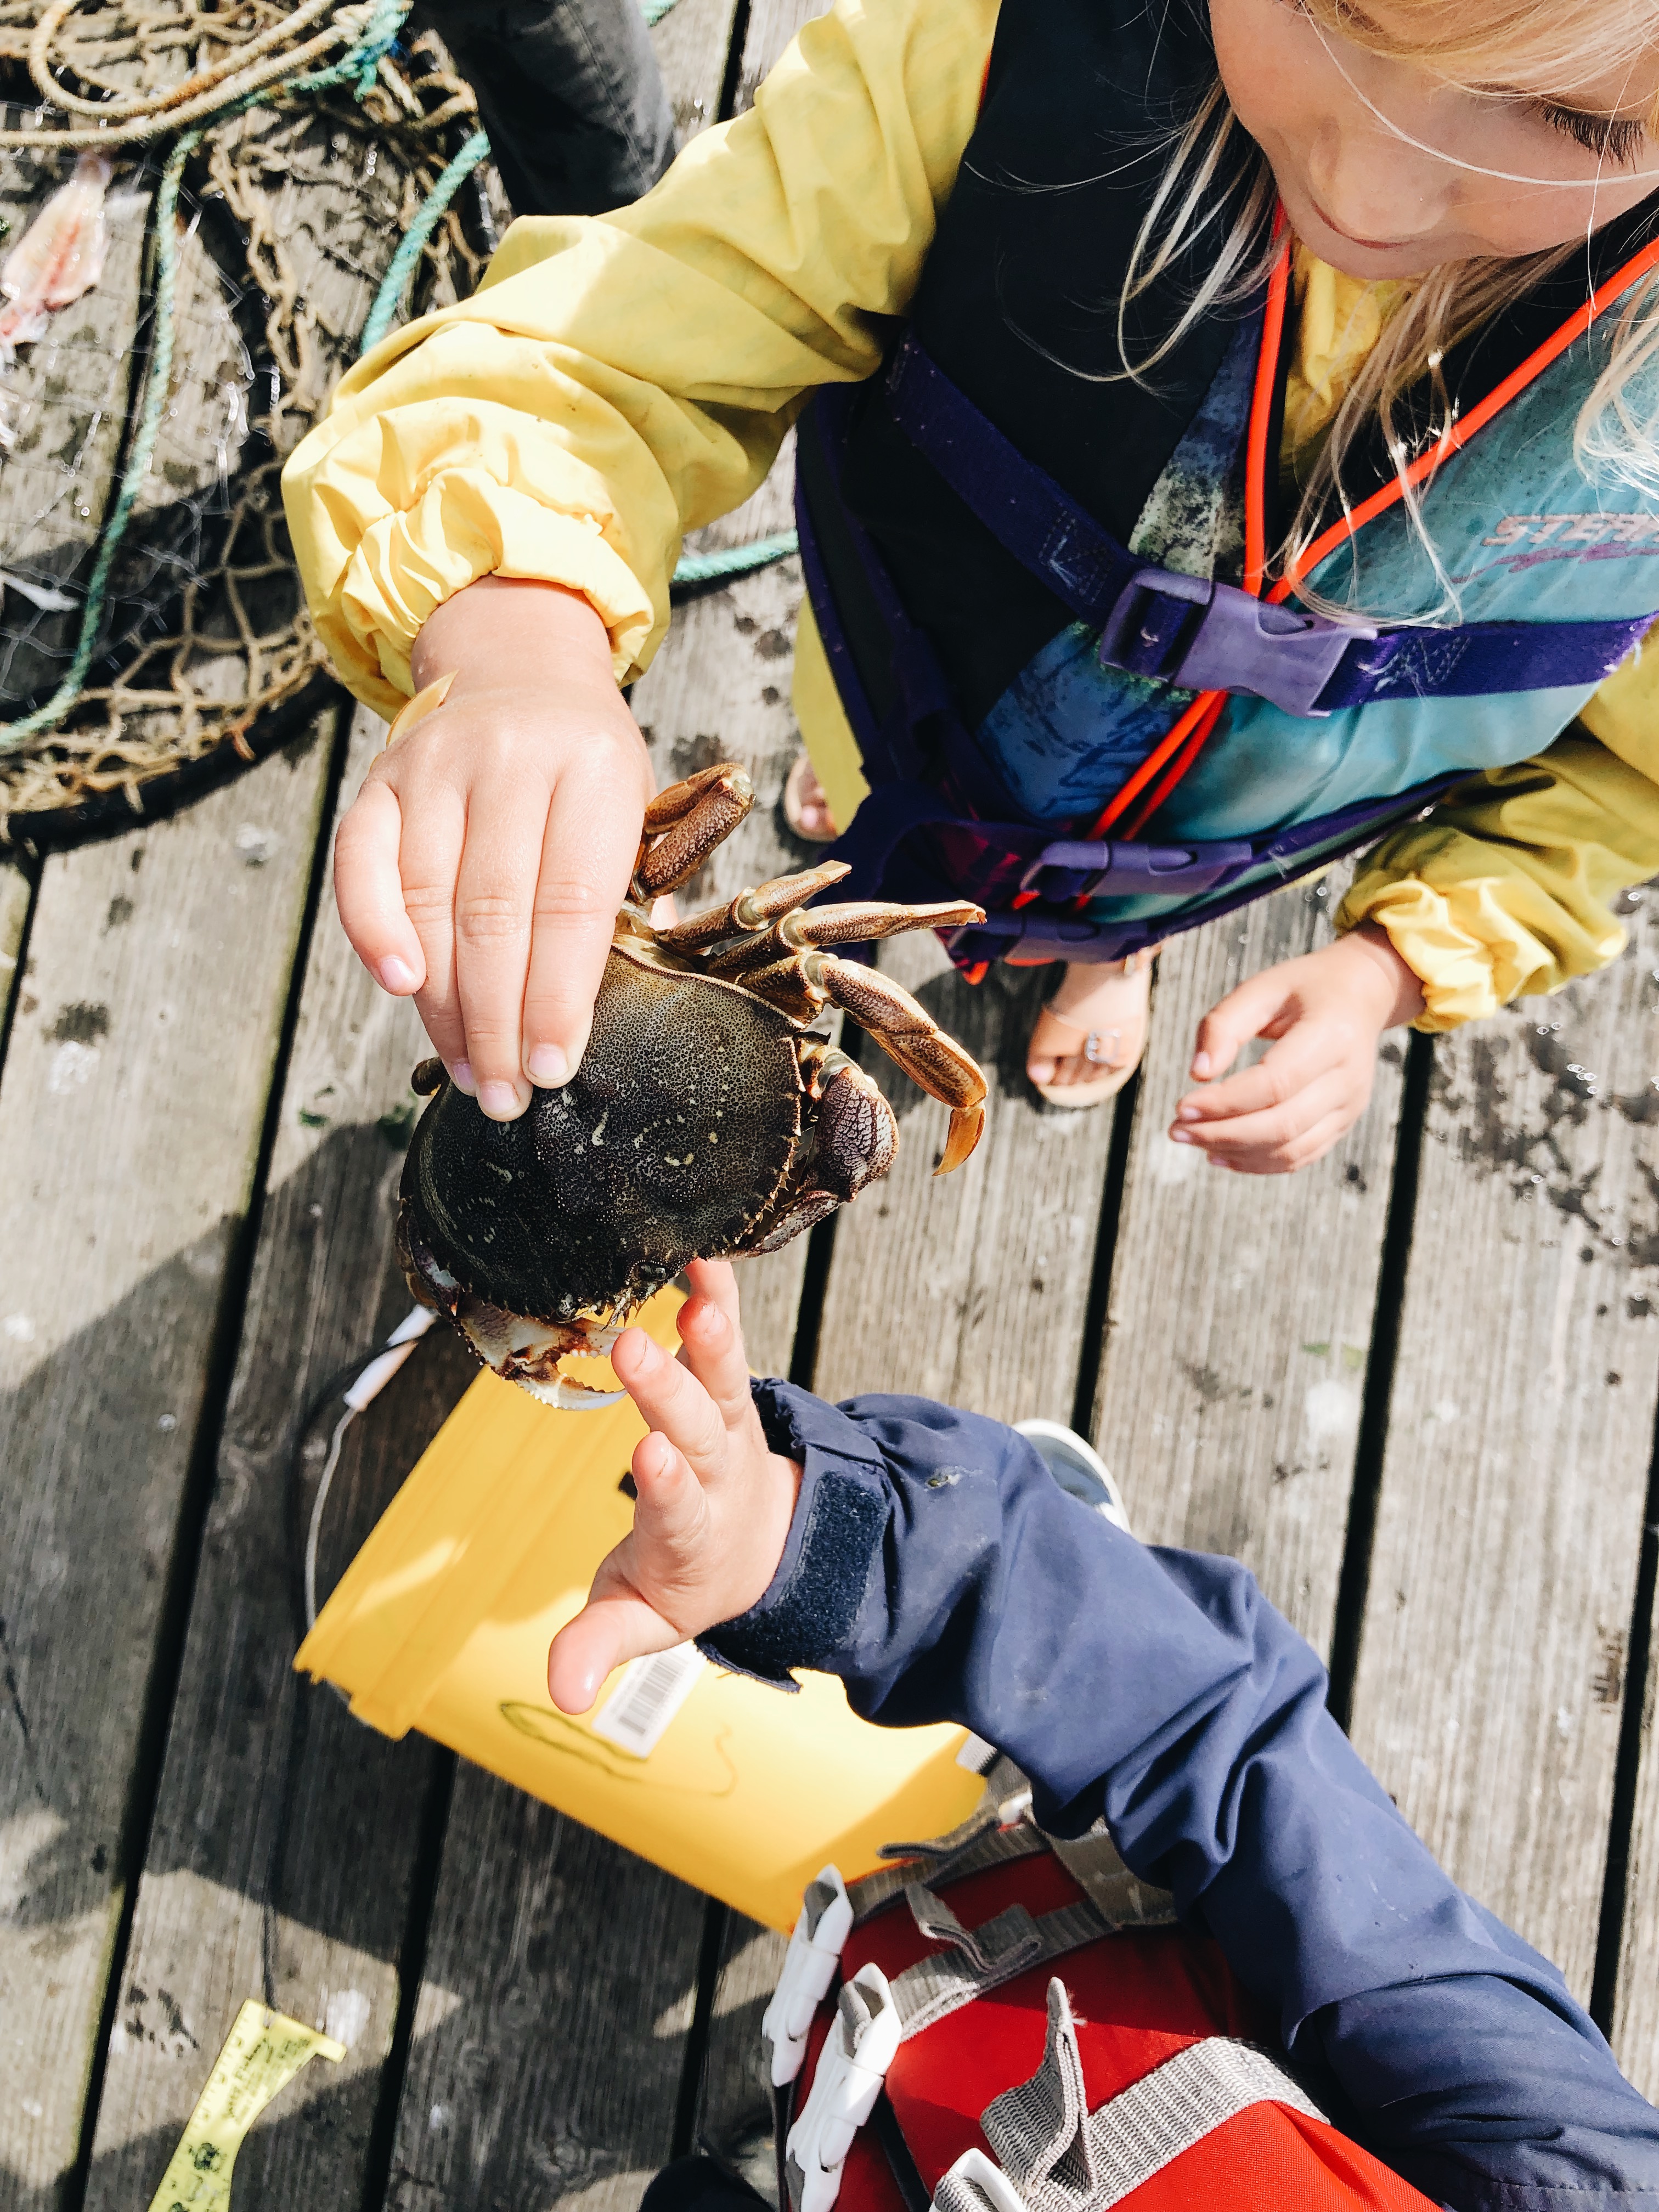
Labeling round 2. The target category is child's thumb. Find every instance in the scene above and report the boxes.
[548,1589,678,1713]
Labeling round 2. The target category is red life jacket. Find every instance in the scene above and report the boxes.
[764,1813,1438,2212]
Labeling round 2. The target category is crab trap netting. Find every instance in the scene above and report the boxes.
[0,0,507,845]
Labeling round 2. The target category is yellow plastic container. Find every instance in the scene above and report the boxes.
[295,1289,984,1930]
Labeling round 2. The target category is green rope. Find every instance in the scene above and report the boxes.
[359,125,492,353]
[0,0,411,755]
[672,529,798,588]
[358,0,680,354]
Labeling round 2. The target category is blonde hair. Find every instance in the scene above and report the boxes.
[1111,0,1659,620]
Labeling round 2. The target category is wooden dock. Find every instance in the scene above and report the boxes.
[5,0,1659,2201]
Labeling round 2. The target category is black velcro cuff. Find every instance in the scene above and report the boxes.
[697,1380,889,1687]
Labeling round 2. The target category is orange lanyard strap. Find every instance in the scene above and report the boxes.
[1082,217,1291,847]
[1270,228,1659,606]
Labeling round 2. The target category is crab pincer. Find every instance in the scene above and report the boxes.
[396,763,991,1406]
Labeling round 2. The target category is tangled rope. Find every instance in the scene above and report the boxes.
[0,0,402,145]
[0,0,792,824]
[359,120,489,353]
[0,0,413,761]
[0,0,501,811]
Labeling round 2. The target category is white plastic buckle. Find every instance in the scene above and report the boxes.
[761,1865,854,2089]
[932,2147,1029,2212]
[785,1963,902,2212]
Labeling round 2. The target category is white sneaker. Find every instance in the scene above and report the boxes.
[1014,1419,1133,1534]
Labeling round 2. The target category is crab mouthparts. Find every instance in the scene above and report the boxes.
[401,1215,630,1410]
[466,1307,629,1410]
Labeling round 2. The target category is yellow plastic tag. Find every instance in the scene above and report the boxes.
[145,2000,345,2212]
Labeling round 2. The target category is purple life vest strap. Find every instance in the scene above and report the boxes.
[884,334,1653,716]
[795,382,1464,967]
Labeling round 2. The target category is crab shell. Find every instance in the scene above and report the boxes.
[398,937,825,1404]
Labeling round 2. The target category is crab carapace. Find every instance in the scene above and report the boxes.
[397,763,990,1406]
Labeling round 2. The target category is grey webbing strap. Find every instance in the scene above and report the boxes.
[977,1979,1329,2212]
[849,1817,1049,1926]
[891,1892,1109,2038]
[1045,1830,1176,1932]
[1080,2040,1328,2208]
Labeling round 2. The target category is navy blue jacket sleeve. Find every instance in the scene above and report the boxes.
[699,1380,1659,2212]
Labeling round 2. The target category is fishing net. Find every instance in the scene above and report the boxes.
[0,1,507,846]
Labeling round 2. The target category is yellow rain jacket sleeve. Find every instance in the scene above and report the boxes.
[279,0,997,716]
[1338,640,1659,1030]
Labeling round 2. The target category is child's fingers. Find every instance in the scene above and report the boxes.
[611,1327,729,1480]
[1174,1022,1343,1124]
[391,780,471,1082]
[450,771,553,1120]
[547,1587,682,1714]
[1189,968,1295,1082]
[1176,1066,1355,1157]
[628,1424,714,1550]
[676,1275,754,1431]
[520,749,647,1094]
[1206,1105,1355,1175]
[684,1257,742,1331]
[332,781,428,1000]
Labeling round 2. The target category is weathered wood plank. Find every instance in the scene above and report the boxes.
[1088,873,1405,1653]
[0,714,336,2209]
[1612,1558,1659,2102]
[385,1779,705,2212]
[76,704,479,2212]
[697,1913,788,2204]
[731,0,834,109]
[1347,910,1659,1996]
[652,0,743,142]
[811,932,1120,1420]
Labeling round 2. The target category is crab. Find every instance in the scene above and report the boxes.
[396,761,990,1407]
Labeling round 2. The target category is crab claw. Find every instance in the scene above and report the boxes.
[482,1310,629,1410]
[936,1103,985,1176]
[505,1363,629,1412]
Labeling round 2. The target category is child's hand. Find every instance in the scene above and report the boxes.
[1169,924,1424,1175]
[332,575,654,1122]
[546,1260,803,1714]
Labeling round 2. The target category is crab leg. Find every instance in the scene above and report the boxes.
[652,859,851,955]
[706,898,984,975]
[633,763,755,897]
[808,953,988,1176]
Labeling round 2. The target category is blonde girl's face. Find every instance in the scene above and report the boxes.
[1211,0,1659,275]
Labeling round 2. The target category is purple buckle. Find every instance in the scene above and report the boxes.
[1098,568,1377,718]
[1015,838,1255,905]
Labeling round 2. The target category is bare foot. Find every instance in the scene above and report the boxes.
[1026,953,1155,1103]
[784,752,839,844]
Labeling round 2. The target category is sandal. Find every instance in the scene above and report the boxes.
[783,752,840,844]
[1026,950,1155,1110]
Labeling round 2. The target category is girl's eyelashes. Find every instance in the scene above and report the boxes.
[1534,100,1647,166]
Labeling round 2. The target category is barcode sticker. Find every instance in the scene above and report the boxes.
[591,1644,706,1758]
[956,1732,997,1774]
